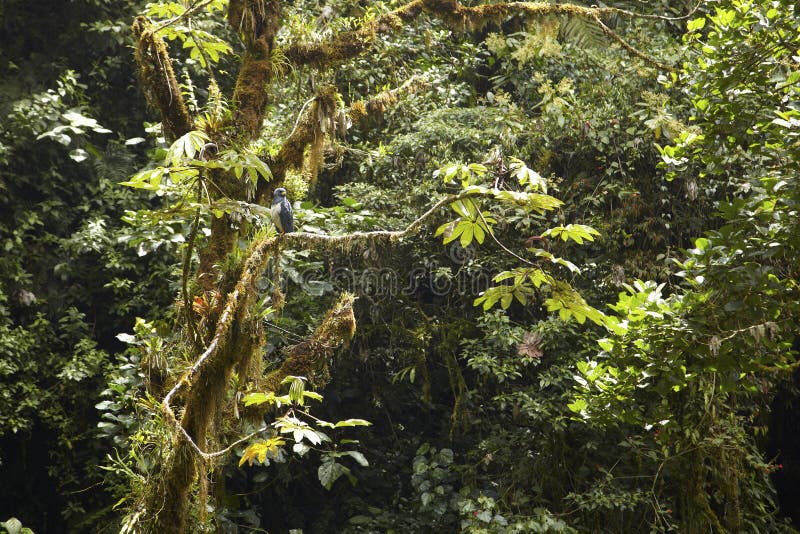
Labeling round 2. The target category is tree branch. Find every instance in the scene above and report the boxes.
[282,0,424,69]
[230,0,282,136]
[348,75,429,123]
[591,14,677,73]
[132,16,194,141]
[282,0,680,72]
[162,189,475,418]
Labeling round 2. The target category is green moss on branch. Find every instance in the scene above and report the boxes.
[282,1,423,69]
[261,293,356,394]
[231,0,282,137]
[282,0,675,72]
[132,16,193,141]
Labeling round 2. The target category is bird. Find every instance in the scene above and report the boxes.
[270,187,294,234]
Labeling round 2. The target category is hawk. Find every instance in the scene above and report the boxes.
[270,187,294,234]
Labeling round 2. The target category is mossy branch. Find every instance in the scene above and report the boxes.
[282,0,424,69]
[259,78,427,203]
[348,75,428,123]
[262,189,480,250]
[261,293,356,392]
[230,0,282,136]
[168,293,356,460]
[163,189,475,424]
[132,16,194,141]
[282,0,679,72]
[276,86,338,174]
[256,86,339,201]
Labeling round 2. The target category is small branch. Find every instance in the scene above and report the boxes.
[592,15,678,73]
[176,423,268,460]
[287,96,318,140]
[188,29,219,82]
[606,1,703,22]
[182,209,202,350]
[477,209,537,266]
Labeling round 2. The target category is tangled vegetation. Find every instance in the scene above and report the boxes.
[1,0,799,532]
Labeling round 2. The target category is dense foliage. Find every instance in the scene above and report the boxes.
[1,0,799,532]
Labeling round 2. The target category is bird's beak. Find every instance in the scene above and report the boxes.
[281,191,286,196]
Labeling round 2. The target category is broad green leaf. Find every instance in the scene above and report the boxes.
[303,391,323,402]
[334,418,372,428]
[165,130,209,166]
[318,459,352,489]
[345,451,369,466]
[541,224,600,245]
[473,223,485,244]
[567,398,587,413]
[242,392,276,406]
[459,223,474,248]
[687,17,706,31]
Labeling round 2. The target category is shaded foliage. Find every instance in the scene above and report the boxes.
[2,0,800,532]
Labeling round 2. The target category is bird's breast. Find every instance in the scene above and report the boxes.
[270,202,284,232]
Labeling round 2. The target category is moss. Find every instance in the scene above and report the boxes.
[413,327,433,404]
[304,133,325,188]
[231,1,282,137]
[438,323,470,439]
[283,168,310,201]
[144,439,196,533]
[197,214,238,291]
[131,16,193,141]
[282,1,423,69]
[233,41,272,136]
[280,88,336,169]
[345,77,427,137]
[348,100,367,122]
[232,0,281,46]
[259,293,356,398]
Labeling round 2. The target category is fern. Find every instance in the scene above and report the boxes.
[558,1,619,49]
[559,15,607,48]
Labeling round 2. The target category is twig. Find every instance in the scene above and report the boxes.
[477,209,537,267]
[287,96,318,140]
[592,14,678,72]
[600,1,703,22]
[177,423,269,460]
[182,209,202,350]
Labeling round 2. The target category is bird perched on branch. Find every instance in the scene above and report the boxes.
[271,187,294,234]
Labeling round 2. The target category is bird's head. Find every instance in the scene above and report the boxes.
[273,188,287,199]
